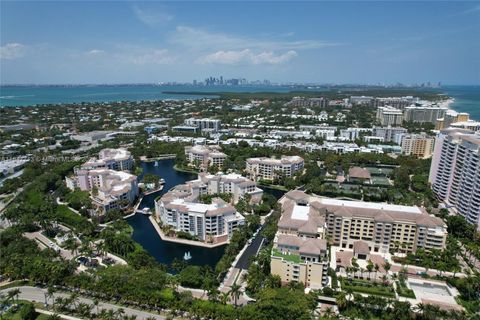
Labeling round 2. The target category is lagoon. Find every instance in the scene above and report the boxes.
[127,159,226,269]
[126,159,285,269]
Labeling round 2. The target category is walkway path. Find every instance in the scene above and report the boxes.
[23,231,74,260]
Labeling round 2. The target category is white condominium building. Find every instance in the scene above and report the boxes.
[284,97,329,108]
[429,128,480,229]
[79,148,134,171]
[184,118,221,132]
[155,185,244,244]
[376,106,404,126]
[404,105,447,124]
[185,145,227,168]
[339,128,372,141]
[189,172,264,204]
[400,133,435,158]
[372,126,408,143]
[246,156,304,181]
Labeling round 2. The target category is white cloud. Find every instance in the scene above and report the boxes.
[133,5,173,27]
[198,49,297,65]
[0,43,26,60]
[86,49,106,56]
[171,26,337,51]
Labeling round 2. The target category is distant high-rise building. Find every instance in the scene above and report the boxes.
[429,128,480,229]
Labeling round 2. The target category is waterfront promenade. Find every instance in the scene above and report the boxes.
[148,215,227,248]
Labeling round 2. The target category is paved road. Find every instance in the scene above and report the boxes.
[235,229,265,270]
[0,286,166,320]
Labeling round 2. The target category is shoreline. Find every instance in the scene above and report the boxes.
[173,164,199,174]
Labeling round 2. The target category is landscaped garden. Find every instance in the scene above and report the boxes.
[340,277,396,297]
[395,281,416,299]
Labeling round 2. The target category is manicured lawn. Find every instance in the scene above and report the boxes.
[341,277,396,297]
[272,248,302,263]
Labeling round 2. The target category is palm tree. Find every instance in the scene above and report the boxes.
[92,298,100,314]
[323,306,335,318]
[366,260,374,280]
[374,263,380,280]
[220,291,230,305]
[414,302,425,316]
[359,267,365,279]
[115,307,126,319]
[46,287,55,309]
[7,288,20,305]
[207,287,220,302]
[383,261,391,278]
[68,292,79,310]
[77,302,93,318]
[47,314,62,320]
[229,283,242,307]
[336,291,347,310]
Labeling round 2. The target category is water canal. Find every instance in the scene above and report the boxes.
[126,159,285,269]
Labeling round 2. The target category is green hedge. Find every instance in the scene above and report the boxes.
[341,278,395,297]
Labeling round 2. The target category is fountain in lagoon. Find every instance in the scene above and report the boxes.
[127,159,285,270]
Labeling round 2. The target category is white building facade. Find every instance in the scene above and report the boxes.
[429,128,480,229]
[246,156,304,181]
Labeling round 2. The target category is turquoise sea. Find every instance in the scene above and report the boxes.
[440,85,480,121]
[0,84,478,120]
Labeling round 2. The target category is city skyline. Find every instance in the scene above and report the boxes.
[1,1,479,85]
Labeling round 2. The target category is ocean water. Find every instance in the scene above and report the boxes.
[0,84,295,107]
[441,85,480,121]
[1,84,479,120]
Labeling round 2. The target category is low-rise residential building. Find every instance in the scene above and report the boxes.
[188,172,263,204]
[435,110,470,130]
[449,121,480,132]
[67,168,139,213]
[400,133,435,158]
[185,118,221,132]
[79,148,134,171]
[376,106,404,126]
[65,148,137,213]
[185,145,227,168]
[339,128,372,141]
[172,125,199,133]
[71,131,113,143]
[372,126,408,143]
[246,156,304,181]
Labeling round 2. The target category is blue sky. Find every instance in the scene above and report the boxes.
[1,1,479,84]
